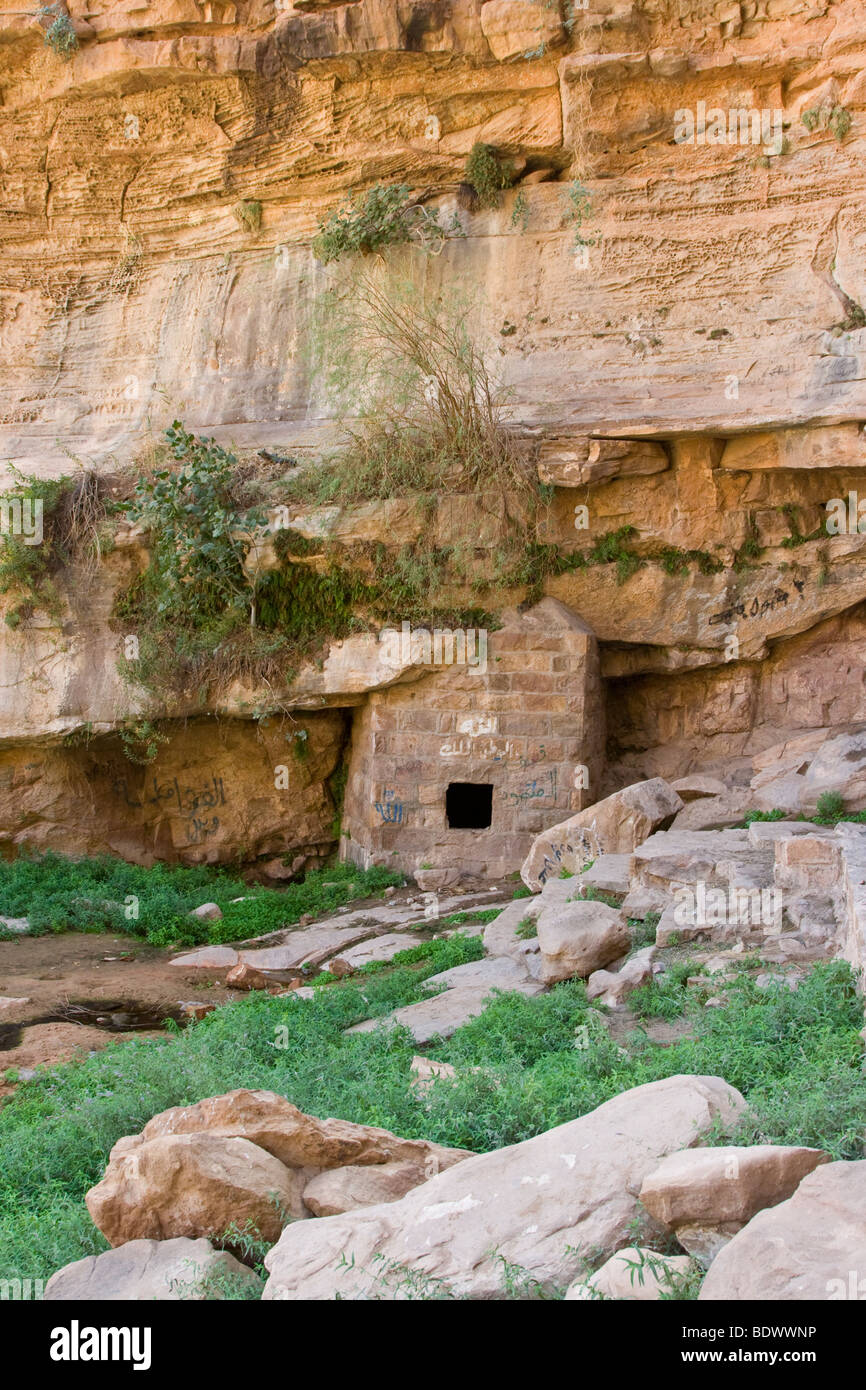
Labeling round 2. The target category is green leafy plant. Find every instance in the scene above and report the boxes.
[510,190,530,232]
[129,423,253,625]
[312,184,460,263]
[0,851,403,947]
[40,5,78,59]
[561,179,597,251]
[118,719,171,767]
[829,106,852,141]
[619,1248,702,1301]
[658,545,724,577]
[461,144,516,210]
[815,790,845,820]
[515,915,538,940]
[587,525,642,584]
[116,424,285,698]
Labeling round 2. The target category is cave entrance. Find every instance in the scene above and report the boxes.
[446,782,493,829]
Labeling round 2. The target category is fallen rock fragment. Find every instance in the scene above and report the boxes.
[225,962,270,991]
[699,1160,866,1299]
[521,778,683,891]
[44,1237,262,1301]
[640,1144,830,1267]
[536,899,629,983]
[177,1001,217,1021]
[586,946,655,1006]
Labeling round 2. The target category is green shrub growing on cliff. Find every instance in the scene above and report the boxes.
[39,5,78,59]
[802,104,852,141]
[658,545,724,577]
[733,511,763,571]
[779,502,825,548]
[0,468,105,628]
[129,423,253,624]
[117,424,293,698]
[461,143,516,209]
[562,178,597,251]
[312,184,461,263]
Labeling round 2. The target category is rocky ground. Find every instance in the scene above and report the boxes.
[21,736,866,1302]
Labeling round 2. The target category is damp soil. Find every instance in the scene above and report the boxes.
[0,932,244,1094]
[0,999,190,1053]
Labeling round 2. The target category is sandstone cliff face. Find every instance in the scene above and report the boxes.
[3,0,866,468]
[1,0,864,870]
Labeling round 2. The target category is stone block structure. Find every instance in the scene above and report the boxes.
[341,599,604,879]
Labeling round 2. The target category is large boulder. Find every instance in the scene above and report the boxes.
[521,778,683,891]
[800,729,866,813]
[700,1161,866,1300]
[85,1091,471,1246]
[86,1133,305,1247]
[536,899,629,983]
[44,1237,262,1301]
[749,726,866,816]
[263,1074,746,1300]
[639,1145,830,1266]
[112,1089,468,1175]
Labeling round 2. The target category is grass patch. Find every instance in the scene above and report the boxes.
[0,852,402,948]
[627,960,699,1020]
[741,796,866,829]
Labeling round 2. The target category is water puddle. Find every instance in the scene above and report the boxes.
[0,998,190,1054]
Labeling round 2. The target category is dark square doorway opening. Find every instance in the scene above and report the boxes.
[446,782,493,829]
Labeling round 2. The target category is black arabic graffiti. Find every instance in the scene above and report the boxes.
[708,586,800,627]
[113,773,227,815]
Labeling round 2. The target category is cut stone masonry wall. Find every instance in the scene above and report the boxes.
[341,599,604,878]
